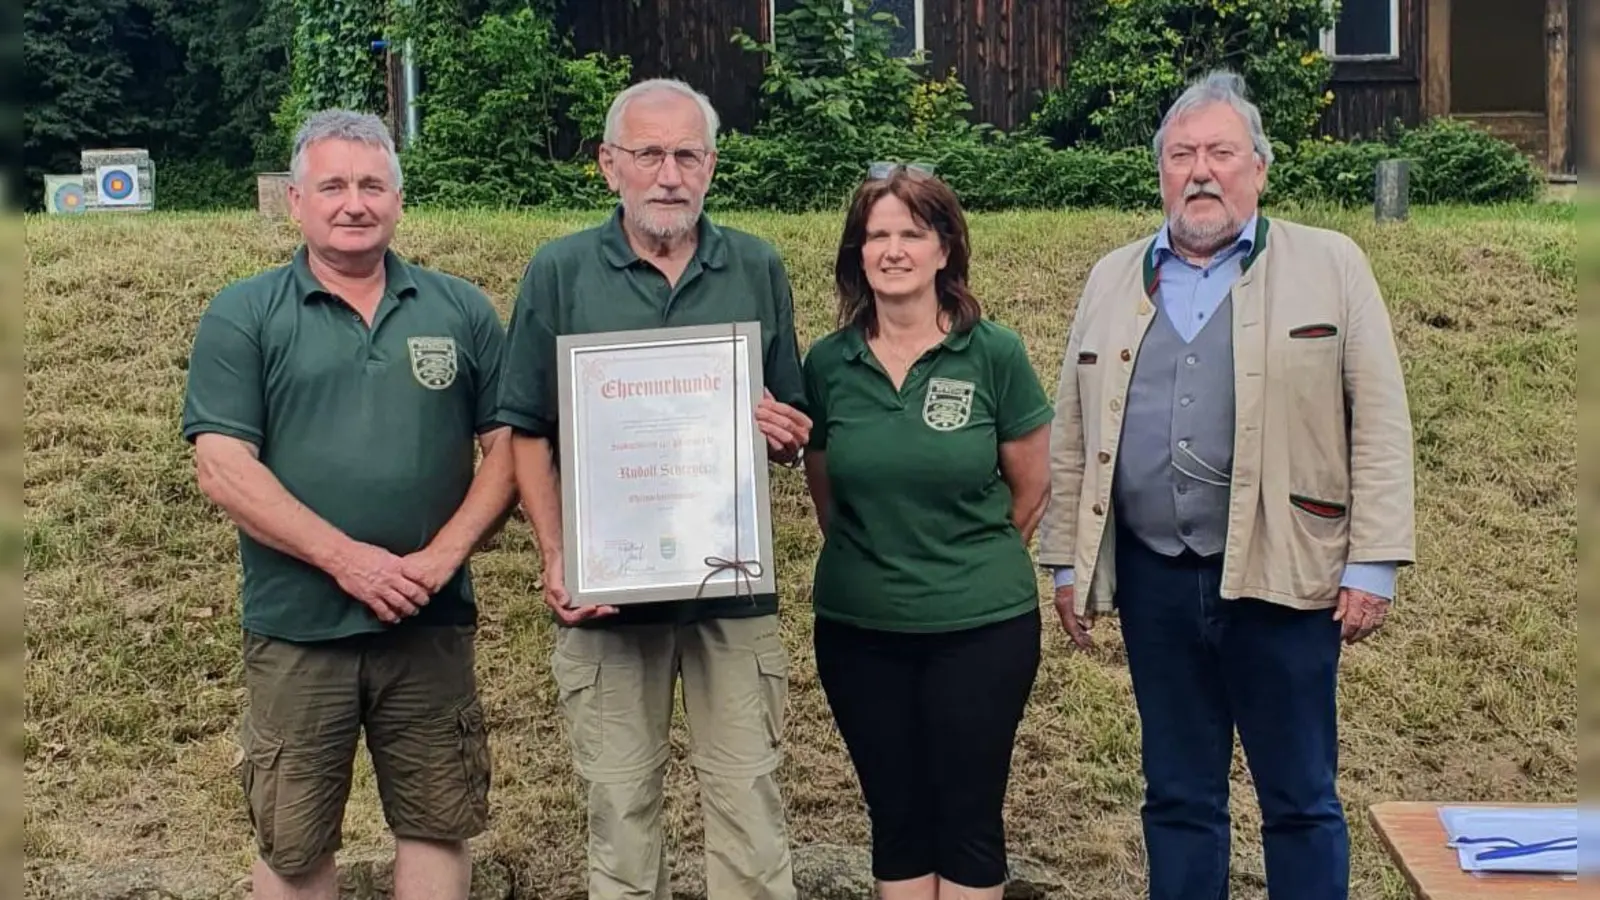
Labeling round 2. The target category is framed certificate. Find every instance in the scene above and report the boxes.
[555,322,777,606]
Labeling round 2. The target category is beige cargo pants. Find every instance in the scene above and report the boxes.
[550,614,796,900]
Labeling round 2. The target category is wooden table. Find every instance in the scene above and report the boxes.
[1368,801,1582,898]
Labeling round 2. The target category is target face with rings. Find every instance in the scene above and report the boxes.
[102,171,132,199]
[94,165,142,206]
[54,181,85,213]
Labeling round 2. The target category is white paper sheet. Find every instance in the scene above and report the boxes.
[1437,806,1578,874]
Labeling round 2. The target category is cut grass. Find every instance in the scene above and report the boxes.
[23,202,1575,899]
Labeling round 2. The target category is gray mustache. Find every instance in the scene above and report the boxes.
[1184,182,1223,199]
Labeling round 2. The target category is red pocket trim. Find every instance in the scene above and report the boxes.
[1289,323,1339,339]
[1290,494,1347,518]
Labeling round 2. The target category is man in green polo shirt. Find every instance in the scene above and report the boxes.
[497,78,809,900]
[181,110,516,900]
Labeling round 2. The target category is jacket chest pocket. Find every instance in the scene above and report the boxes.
[1278,322,1344,408]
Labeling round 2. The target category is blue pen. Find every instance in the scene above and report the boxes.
[1450,835,1578,863]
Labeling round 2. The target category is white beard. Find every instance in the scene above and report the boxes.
[1170,210,1240,256]
[628,202,699,241]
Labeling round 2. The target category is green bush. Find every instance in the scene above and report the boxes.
[1267,138,1395,206]
[1270,118,1544,207]
[392,1,630,208]
[1029,0,1336,153]
[711,0,997,212]
[707,131,1158,212]
[732,0,979,147]
[152,159,258,211]
[703,116,1539,213]
[1395,117,1544,205]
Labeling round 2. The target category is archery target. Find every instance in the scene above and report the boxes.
[96,165,141,205]
[44,175,86,214]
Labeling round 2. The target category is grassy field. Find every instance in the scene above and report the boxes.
[23,202,1576,899]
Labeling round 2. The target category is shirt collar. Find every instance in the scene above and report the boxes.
[1152,211,1261,265]
[292,244,419,303]
[599,204,728,270]
[1143,214,1268,295]
[840,319,974,362]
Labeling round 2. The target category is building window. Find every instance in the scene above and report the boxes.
[772,0,924,58]
[1321,0,1399,60]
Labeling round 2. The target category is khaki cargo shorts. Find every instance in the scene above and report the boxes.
[237,625,490,877]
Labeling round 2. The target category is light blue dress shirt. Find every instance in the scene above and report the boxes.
[1051,216,1396,601]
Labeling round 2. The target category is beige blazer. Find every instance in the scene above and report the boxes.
[1036,216,1416,615]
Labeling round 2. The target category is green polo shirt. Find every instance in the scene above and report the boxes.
[496,206,804,626]
[181,245,506,642]
[802,318,1053,633]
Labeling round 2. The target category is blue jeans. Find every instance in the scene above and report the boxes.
[1115,531,1349,900]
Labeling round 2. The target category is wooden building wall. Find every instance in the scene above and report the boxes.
[1316,0,1426,140]
[556,0,1576,174]
[922,0,1075,133]
[556,0,770,134]
[558,0,1075,136]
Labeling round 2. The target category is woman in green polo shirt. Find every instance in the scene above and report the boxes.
[800,164,1054,899]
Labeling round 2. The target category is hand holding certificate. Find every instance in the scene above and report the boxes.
[556,322,778,607]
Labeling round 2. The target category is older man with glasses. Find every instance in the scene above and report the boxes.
[495,78,809,900]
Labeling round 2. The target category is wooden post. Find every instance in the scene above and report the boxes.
[1374,159,1409,222]
[1423,0,1452,120]
[1545,0,1571,175]
[1585,0,1597,174]
[256,172,293,219]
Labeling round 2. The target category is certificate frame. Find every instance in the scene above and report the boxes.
[555,321,777,607]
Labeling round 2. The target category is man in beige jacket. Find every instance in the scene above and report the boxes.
[1036,70,1415,900]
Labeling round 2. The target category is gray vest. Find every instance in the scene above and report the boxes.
[1113,294,1235,557]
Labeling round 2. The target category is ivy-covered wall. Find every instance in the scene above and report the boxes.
[274,0,390,145]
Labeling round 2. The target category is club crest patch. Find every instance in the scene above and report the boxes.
[922,377,975,431]
[407,336,458,390]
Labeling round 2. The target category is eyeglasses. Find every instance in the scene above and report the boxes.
[608,144,711,171]
[867,161,936,179]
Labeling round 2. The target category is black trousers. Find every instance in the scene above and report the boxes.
[813,608,1041,888]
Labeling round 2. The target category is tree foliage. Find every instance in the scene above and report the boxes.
[22,0,290,209]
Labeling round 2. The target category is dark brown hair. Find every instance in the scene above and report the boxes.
[834,167,982,337]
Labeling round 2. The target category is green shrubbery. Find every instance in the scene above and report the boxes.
[389,1,630,208]
[700,119,1542,213]
[152,160,260,211]
[1266,118,1544,208]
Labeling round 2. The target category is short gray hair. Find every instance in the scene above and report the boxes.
[602,79,721,151]
[290,109,404,190]
[1152,70,1275,167]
